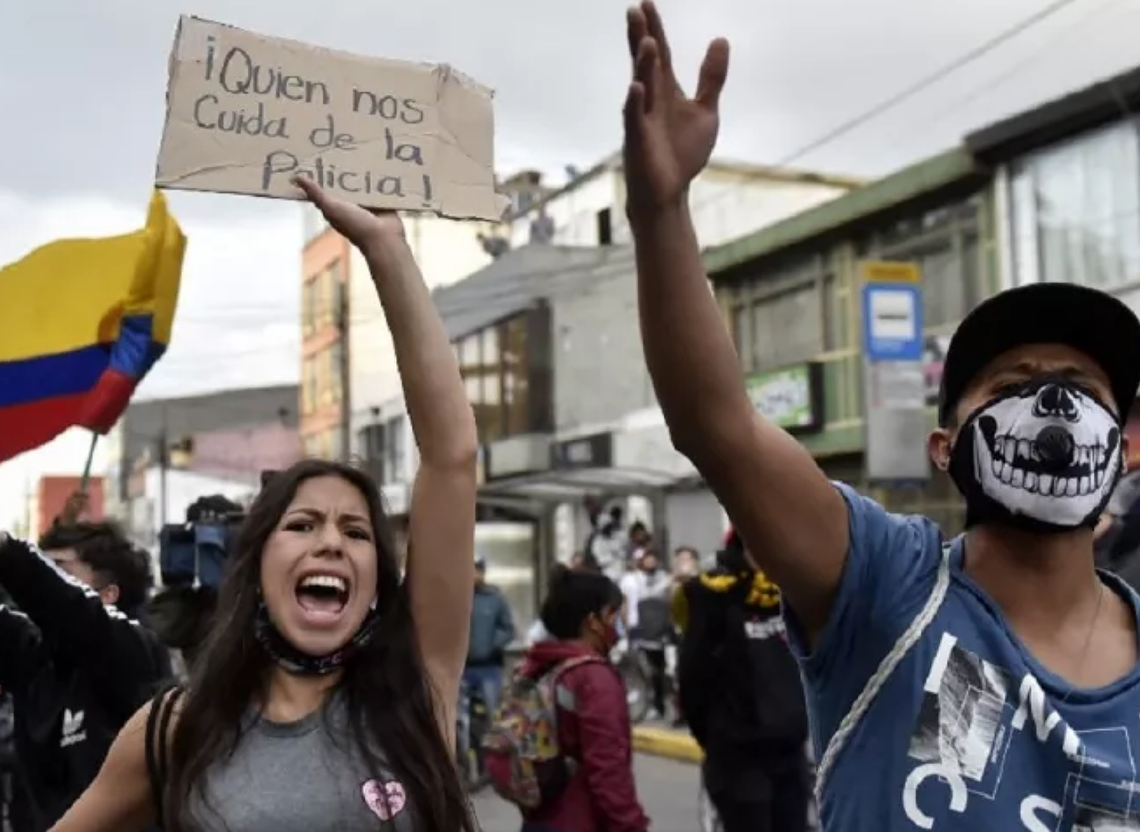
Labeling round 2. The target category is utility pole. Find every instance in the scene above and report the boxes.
[337,278,351,463]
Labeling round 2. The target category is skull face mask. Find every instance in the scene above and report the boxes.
[948,376,1123,532]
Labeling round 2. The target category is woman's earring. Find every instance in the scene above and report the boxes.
[370,597,378,611]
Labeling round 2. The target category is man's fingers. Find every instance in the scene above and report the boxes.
[695,38,730,111]
[623,80,647,138]
[634,37,660,114]
[641,2,676,80]
[626,6,647,68]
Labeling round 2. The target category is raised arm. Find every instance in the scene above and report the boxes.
[295,178,477,735]
[0,534,161,701]
[623,2,848,640]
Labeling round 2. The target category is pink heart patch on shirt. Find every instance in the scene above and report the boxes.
[361,779,407,821]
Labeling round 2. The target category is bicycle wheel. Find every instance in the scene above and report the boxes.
[621,659,651,724]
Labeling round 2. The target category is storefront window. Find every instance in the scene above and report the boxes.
[749,283,822,372]
[859,196,981,330]
[480,327,504,441]
[726,253,831,372]
[1010,120,1140,292]
[504,316,530,434]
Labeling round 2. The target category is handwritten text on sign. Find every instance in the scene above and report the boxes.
[154,16,508,221]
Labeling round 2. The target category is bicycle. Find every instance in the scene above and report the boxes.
[611,638,653,724]
[456,681,491,793]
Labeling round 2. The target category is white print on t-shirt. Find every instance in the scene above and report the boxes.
[902,631,1140,830]
[744,616,786,641]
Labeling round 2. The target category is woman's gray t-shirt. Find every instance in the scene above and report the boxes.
[186,693,416,832]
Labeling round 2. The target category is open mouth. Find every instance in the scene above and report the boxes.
[294,573,351,619]
[978,415,1119,497]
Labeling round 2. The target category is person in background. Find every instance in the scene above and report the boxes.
[671,546,700,583]
[620,547,673,720]
[518,565,649,832]
[0,519,170,831]
[627,521,652,557]
[585,503,628,582]
[667,545,701,729]
[465,555,516,719]
[676,530,809,832]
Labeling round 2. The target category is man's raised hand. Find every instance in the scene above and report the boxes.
[622,1,730,215]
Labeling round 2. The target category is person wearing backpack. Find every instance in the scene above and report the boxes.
[483,564,648,832]
[677,529,809,832]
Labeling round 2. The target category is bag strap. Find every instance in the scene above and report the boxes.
[144,683,183,826]
[813,542,952,803]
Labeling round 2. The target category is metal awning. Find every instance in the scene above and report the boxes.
[478,465,687,505]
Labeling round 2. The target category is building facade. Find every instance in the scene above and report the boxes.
[503,153,864,251]
[103,384,299,528]
[301,213,353,460]
[706,147,998,534]
[31,476,106,540]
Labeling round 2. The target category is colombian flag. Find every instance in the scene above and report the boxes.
[0,191,186,463]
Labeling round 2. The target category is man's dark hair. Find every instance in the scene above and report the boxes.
[38,522,153,614]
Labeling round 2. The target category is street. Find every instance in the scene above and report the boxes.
[472,753,703,831]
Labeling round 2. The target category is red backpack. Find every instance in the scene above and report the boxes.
[481,655,602,809]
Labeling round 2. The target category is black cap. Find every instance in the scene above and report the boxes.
[937,283,1140,425]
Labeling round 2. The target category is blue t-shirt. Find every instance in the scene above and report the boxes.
[787,484,1140,832]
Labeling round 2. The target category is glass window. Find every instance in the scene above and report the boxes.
[481,361,504,442]
[328,341,344,403]
[862,197,980,330]
[327,427,344,461]
[302,280,316,334]
[732,302,750,370]
[386,417,406,484]
[461,334,481,369]
[821,273,841,350]
[748,284,822,373]
[301,357,317,414]
[1010,120,1140,292]
[504,316,530,433]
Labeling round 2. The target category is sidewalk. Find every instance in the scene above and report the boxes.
[630,721,702,764]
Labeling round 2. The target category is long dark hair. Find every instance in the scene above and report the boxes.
[163,459,474,832]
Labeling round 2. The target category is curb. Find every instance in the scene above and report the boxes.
[630,726,703,764]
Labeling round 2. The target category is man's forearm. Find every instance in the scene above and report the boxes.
[630,199,752,447]
[364,241,477,469]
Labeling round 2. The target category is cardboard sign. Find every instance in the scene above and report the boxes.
[155,16,508,221]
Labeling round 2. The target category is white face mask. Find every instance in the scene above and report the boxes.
[949,377,1123,531]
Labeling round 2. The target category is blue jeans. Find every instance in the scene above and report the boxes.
[458,665,504,751]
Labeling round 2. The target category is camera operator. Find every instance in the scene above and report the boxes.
[0,506,171,831]
[147,494,244,678]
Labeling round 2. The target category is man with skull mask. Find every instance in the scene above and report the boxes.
[621,6,1140,827]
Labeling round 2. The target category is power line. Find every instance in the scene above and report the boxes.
[772,0,1089,168]
[905,0,1129,146]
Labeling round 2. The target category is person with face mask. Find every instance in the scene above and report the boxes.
[622,3,1140,829]
[516,564,649,832]
[42,175,481,832]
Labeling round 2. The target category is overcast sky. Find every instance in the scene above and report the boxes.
[2,0,1139,526]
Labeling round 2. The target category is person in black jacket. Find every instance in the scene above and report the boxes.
[677,529,810,832]
[0,521,170,831]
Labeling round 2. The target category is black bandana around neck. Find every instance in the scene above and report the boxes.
[254,602,379,676]
[948,375,1123,533]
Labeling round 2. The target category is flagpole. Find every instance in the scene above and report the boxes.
[79,432,99,494]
